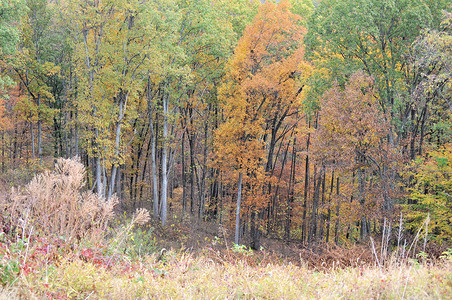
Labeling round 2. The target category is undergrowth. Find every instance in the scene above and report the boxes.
[0,158,450,299]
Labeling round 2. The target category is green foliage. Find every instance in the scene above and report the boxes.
[0,0,25,56]
[232,243,254,256]
[288,0,314,19]
[306,0,434,132]
[0,236,21,286]
[440,248,452,261]
[410,16,452,148]
[0,0,26,88]
[120,224,157,257]
[405,143,452,243]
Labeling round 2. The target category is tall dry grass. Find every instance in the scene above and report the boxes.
[18,248,452,299]
[1,158,117,243]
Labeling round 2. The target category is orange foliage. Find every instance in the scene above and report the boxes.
[214,1,309,212]
[313,71,401,230]
[0,85,20,132]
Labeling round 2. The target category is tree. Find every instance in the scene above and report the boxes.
[12,0,63,162]
[0,0,25,88]
[405,142,452,243]
[306,0,446,142]
[214,0,309,248]
[403,13,451,244]
[408,13,452,157]
[59,0,150,200]
[313,72,397,241]
[305,0,449,222]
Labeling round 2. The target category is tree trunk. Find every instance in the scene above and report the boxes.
[334,177,340,245]
[284,138,296,242]
[326,171,334,243]
[108,94,124,200]
[309,166,321,244]
[95,129,103,198]
[318,169,326,241]
[188,113,196,215]
[74,109,79,157]
[358,166,367,241]
[30,122,35,161]
[37,94,42,162]
[116,165,122,200]
[302,122,310,244]
[250,210,260,250]
[198,117,208,219]
[235,172,243,245]
[148,80,159,218]
[181,129,187,214]
[160,90,169,226]
[1,132,4,173]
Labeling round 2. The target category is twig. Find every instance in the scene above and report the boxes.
[401,265,412,300]
[397,212,403,259]
[22,226,34,265]
[381,218,386,259]
[84,290,95,300]
[370,237,382,270]
[423,214,430,253]
[405,217,428,260]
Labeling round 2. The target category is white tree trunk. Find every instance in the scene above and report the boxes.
[108,95,124,200]
[161,91,169,226]
[235,172,243,245]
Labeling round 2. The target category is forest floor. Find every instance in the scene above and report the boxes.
[0,165,451,299]
[0,213,451,299]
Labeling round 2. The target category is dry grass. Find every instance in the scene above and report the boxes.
[1,157,117,243]
[0,287,20,300]
[14,249,452,299]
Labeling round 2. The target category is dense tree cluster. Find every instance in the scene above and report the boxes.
[0,0,450,248]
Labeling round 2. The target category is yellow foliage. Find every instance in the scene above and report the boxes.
[405,143,452,243]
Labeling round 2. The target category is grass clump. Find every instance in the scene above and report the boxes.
[2,157,117,243]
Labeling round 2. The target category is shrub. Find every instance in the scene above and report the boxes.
[1,157,117,243]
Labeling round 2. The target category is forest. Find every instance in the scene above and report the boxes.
[0,0,451,298]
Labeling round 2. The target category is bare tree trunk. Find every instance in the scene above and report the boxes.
[309,166,321,244]
[302,121,311,244]
[181,130,187,215]
[1,132,4,173]
[326,171,334,243]
[250,210,259,250]
[235,172,243,245]
[108,94,125,200]
[334,177,340,245]
[116,165,122,200]
[358,166,367,241]
[188,112,196,215]
[30,122,35,161]
[161,90,169,226]
[13,124,17,169]
[148,80,159,218]
[284,138,296,241]
[37,94,42,162]
[95,129,103,198]
[318,169,326,241]
[198,118,208,219]
[74,109,79,157]
[139,130,152,201]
